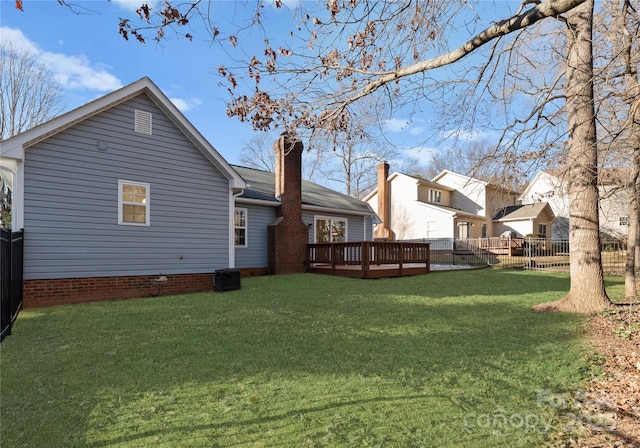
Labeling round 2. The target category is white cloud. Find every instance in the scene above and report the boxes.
[0,27,39,53]
[384,117,426,135]
[408,126,425,136]
[402,145,438,164]
[383,118,410,133]
[170,96,202,113]
[442,128,493,142]
[42,54,122,91]
[109,0,143,11]
[1,27,122,92]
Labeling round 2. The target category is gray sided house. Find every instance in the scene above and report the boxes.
[1,78,245,306]
[233,165,376,273]
[0,78,376,307]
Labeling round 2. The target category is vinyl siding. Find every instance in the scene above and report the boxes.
[23,94,231,280]
[494,222,532,238]
[234,203,275,269]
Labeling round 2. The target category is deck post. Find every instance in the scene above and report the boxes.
[361,241,368,278]
[399,242,404,276]
[331,244,337,276]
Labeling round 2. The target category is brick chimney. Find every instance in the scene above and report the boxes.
[374,162,395,240]
[267,133,309,274]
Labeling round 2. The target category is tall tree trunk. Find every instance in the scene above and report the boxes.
[534,0,612,312]
[622,0,640,300]
[626,148,639,299]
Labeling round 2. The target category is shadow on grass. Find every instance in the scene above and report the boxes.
[1,270,590,447]
[85,392,434,448]
[365,268,572,298]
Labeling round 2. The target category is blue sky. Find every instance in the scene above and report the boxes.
[1,0,513,168]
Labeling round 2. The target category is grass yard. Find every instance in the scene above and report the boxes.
[0,269,623,447]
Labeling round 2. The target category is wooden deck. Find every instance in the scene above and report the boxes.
[308,241,430,279]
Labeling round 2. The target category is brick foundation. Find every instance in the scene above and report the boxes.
[238,267,269,277]
[23,273,215,308]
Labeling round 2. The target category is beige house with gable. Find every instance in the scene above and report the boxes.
[519,168,630,239]
[365,164,554,241]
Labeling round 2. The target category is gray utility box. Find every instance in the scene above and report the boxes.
[215,269,241,292]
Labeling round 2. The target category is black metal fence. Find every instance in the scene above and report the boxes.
[1,229,24,342]
[405,237,630,275]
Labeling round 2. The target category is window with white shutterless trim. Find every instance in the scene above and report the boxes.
[118,180,150,226]
[315,216,347,243]
[235,208,248,247]
[134,110,152,135]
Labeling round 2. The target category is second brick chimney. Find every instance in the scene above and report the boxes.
[374,162,395,240]
[267,133,309,274]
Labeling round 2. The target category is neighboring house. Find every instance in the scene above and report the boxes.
[365,163,554,240]
[0,77,375,307]
[492,203,556,238]
[519,168,630,239]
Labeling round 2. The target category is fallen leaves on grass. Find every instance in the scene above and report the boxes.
[558,306,640,447]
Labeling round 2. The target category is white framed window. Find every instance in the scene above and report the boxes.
[315,216,347,243]
[620,216,629,226]
[118,180,150,226]
[429,189,442,204]
[134,110,152,135]
[235,208,247,247]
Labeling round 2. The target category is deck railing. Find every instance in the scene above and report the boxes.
[308,241,430,278]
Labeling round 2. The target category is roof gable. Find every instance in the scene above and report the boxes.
[433,169,520,195]
[493,203,554,221]
[431,169,481,185]
[362,171,455,202]
[0,77,245,189]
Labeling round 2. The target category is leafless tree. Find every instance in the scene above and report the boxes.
[394,158,433,180]
[0,38,65,228]
[239,131,327,183]
[240,100,396,198]
[0,39,64,140]
[425,140,527,191]
[240,132,278,173]
[308,97,398,198]
[311,131,395,199]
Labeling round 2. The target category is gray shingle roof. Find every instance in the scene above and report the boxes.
[233,165,374,215]
[493,203,551,221]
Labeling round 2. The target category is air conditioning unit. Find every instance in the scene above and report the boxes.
[215,269,241,292]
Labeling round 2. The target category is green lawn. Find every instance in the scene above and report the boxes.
[1,270,621,447]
